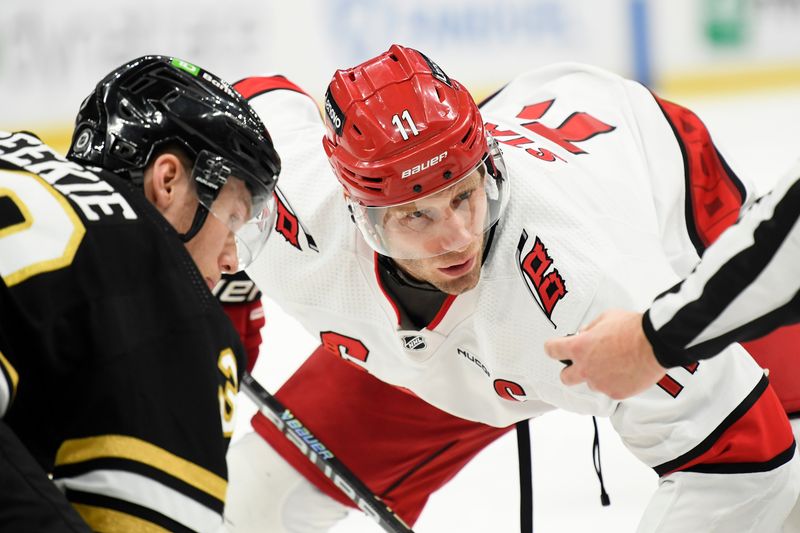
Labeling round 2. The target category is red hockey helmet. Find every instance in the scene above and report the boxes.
[322,45,509,259]
[323,44,487,207]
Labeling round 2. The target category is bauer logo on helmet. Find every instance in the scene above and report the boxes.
[400,151,448,179]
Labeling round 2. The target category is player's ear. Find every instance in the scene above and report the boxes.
[144,153,186,210]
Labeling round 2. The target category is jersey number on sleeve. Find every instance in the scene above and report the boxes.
[657,363,699,398]
[218,348,239,438]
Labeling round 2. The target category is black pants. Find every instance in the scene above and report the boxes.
[0,420,90,532]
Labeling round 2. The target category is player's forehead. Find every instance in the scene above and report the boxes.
[216,176,253,212]
[385,166,484,212]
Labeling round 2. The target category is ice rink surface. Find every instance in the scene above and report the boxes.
[234,87,800,532]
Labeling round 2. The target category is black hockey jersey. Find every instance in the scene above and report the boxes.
[0,131,245,532]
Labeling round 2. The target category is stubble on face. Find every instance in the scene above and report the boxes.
[392,233,486,295]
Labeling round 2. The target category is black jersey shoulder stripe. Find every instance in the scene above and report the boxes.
[54,457,223,513]
[68,489,196,533]
[684,441,796,474]
[477,84,508,108]
[715,146,747,210]
[54,435,226,504]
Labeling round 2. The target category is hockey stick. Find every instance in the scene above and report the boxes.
[240,373,415,533]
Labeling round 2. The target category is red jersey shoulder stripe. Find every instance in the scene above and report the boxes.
[233,75,313,102]
[652,93,747,254]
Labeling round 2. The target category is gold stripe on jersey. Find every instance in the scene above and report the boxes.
[0,349,18,410]
[72,503,170,533]
[0,349,18,395]
[0,186,33,237]
[55,435,227,503]
[0,172,85,287]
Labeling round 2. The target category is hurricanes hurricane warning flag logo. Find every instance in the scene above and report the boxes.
[515,230,567,327]
[273,188,318,253]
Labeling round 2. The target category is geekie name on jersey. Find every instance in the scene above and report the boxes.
[0,132,137,223]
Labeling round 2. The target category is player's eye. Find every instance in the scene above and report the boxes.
[399,209,433,231]
[452,189,473,208]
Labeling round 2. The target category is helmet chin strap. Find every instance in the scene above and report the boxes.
[178,203,210,242]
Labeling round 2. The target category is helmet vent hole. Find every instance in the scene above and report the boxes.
[126,77,156,94]
[117,99,136,120]
[161,90,180,106]
[352,124,362,137]
[348,72,357,82]
[153,67,191,89]
[435,86,445,102]
[389,54,399,62]
[461,125,474,145]
[233,138,255,159]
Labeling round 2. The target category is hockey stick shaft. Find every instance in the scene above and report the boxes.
[240,373,415,533]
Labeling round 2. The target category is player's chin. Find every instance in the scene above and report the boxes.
[433,263,482,295]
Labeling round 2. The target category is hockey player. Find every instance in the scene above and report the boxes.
[226,45,799,532]
[545,161,800,530]
[0,55,280,532]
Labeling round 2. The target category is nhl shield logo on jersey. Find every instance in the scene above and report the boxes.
[515,229,567,326]
[402,335,427,351]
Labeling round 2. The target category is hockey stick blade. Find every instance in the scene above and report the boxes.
[240,373,415,533]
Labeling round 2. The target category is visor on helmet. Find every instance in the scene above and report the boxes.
[191,150,277,270]
[347,136,508,260]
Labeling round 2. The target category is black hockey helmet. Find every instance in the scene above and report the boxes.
[68,55,281,267]
[68,55,280,200]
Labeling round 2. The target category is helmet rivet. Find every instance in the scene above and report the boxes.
[74,129,92,152]
[443,171,452,180]
[413,184,422,193]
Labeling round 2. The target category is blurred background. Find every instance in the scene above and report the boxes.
[3,1,799,531]
[2,0,799,146]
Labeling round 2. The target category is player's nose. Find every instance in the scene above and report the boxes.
[218,231,239,274]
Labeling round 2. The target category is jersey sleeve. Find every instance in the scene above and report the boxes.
[236,73,336,305]
[644,160,800,367]
[214,271,266,372]
[233,75,322,143]
[617,75,754,278]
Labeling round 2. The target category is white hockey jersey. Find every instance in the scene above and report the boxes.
[241,64,793,474]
